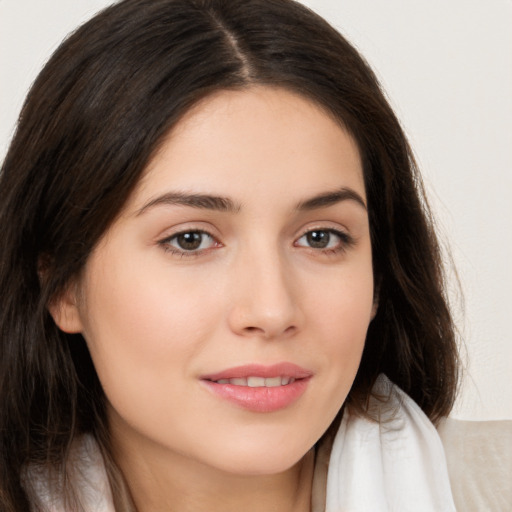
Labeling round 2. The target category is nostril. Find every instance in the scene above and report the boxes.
[242,324,297,337]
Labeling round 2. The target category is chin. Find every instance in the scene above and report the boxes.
[198,434,316,477]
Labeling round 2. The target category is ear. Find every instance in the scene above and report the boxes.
[48,283,84,334]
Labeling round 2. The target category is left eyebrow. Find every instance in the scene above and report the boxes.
[295,187,367,211]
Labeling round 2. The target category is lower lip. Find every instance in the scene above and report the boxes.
[201,378,311,413]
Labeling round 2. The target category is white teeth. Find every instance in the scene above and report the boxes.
[215,376,296,387]
[265,376,282,387]
[247,376,265,387]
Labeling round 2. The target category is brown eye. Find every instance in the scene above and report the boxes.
[163,231,217,254]
[176,232,203,250]
[295,228,352,252]
[305,230,331,248]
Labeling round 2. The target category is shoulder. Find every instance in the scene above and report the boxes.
[438,417,512,512]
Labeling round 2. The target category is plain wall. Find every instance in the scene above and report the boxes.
[1,0,511,420]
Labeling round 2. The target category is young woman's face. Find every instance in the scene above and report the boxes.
[55,87,375,476]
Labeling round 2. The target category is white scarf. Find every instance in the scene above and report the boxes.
[28,375,455,511]
[324,375,456,511]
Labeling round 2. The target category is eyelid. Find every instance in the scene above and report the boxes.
[294,225,355,252]
[295,222,353,240]
[154,220,221,245]
[158,227,222,257]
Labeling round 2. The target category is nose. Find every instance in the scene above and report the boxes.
[227,246,302,340]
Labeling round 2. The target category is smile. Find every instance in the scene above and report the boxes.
[201,363,312,413]
[214,376,296,387]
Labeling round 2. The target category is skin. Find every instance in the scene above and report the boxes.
[52,86,375,512]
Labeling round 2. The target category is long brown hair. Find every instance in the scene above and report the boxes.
[0,0,459,510]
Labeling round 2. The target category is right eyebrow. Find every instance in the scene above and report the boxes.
[135,192,242,216]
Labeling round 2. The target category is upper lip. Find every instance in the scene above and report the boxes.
[201,362,313,381]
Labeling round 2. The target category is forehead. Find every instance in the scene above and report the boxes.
[129,86,365,211]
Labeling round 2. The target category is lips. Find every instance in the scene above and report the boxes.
[215,376,296,387]
[201,362,312,382]
[200,363,312,413]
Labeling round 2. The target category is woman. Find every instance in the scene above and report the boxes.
[0,0,459,510]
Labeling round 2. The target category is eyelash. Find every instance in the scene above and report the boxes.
[294,228,355,255]
[159,227,354,258]
[159,230,219,258]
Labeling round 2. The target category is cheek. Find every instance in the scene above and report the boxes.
[302,260,374,408]
[77,252,222,404]
[84,250,216,343]
[308,258,374,346]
